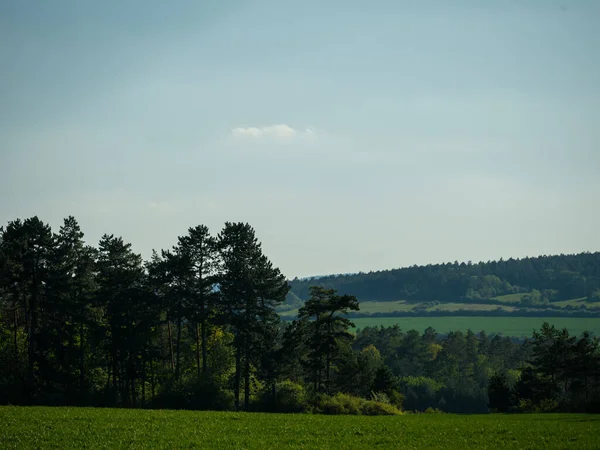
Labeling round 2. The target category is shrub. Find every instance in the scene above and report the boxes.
[389,390,405,410]
[151,378,235,411]
[310,392,401,416]
[259,380,307,413]
[424,407,443,414]
[362,400,402,416]
[370,391,390,404]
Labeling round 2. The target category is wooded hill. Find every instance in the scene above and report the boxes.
[288,252,600,307]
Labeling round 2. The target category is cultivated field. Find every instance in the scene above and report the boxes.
[281,295,600,319]
[351,316,600,337]
[1,407,598,449]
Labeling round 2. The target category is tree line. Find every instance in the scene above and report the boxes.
[1,216,598,414]
[289,252,600,304]
[0,216,290,410]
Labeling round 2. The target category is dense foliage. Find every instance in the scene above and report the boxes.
[1,216,599,414]
[289,252,600,304]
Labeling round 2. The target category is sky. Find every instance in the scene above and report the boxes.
[1,0,599,279]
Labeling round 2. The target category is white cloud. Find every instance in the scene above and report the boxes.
[231,124,315,139]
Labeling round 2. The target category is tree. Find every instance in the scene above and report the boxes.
[487,372,513,412]
[95,234,148,406]
[46,216,97,403]
[0,217,54,401]
[298,286,359,392]
[217,222,289,410]
[177,225,218,378]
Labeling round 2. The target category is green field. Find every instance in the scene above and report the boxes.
[493,293,527,304]
[552,298,600,309]
[282,295,599,319]
[352,316,600,337]
[1,407,599,449]
[355,300,417,313]
[426,302,516,312]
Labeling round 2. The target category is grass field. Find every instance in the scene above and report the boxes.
[282,296,598,319]
[352,316,600,337]
[1,407,599,449]
[552,298,600,309]
[355,300,417,313]
[426,302,516,312]
[493,293,527,304]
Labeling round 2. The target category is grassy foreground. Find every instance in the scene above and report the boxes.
[1,407,599,449]
[352,316,600,337]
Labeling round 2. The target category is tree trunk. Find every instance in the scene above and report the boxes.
[150,354,156,399]
[112,344,118,406]
[234,342,241,411]
[13,307,19,380]
[326,316,332,391]
[175,315,182,379]
[244,333,251,410]
[167,321,175,373]
[195,323,201,378]
[326,352,331,392]
[141,351,146,408]
[317,356,322,392]
[79,320,85,393]
[27,266,39,401]
[201,309,208,377]
[66,330,74,403]
[130,355,136,408]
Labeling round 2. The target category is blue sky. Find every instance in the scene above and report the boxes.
[1,0,599,278]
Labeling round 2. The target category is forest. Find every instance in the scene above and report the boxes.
[1,216,599,414]
[288,252,600,306]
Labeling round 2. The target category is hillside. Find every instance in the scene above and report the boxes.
[288,252,600,307]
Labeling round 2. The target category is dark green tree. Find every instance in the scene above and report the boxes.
[217,222,289,410]
[487,372,513,412]
[298,286,359,392]
[0,217,54,401]
[177,225,219,378]
[95,234,148,406]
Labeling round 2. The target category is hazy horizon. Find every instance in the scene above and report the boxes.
[2,1,599,279]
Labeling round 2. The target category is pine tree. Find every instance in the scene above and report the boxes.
[298,286,359,392]
[95,234,147,406]
[217,222,289,410]
[177,225,218,378]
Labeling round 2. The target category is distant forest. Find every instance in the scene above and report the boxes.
[289,252,600,305]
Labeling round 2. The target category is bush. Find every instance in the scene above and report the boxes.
[370,391,390,404]
[259,381,307,413]
[151,378,234,411]
[424,407,443,414]
[389,390,405,410]
[320,393,363,415]
[362,400,402,416]
[311,393,401,416]
[517,398,558,413]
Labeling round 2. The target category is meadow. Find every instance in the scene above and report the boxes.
[351,316,600,337]
[1,406,599,449]
[281,295,599,320]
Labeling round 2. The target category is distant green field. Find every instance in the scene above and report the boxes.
[282,295,599,319]
[282,301,516,318]
[426,302,516,312]
[1,406,599,449]
[492,293,527,304]
[355,300,417,313]
[552,298,600,309]
[352,316,600,337]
